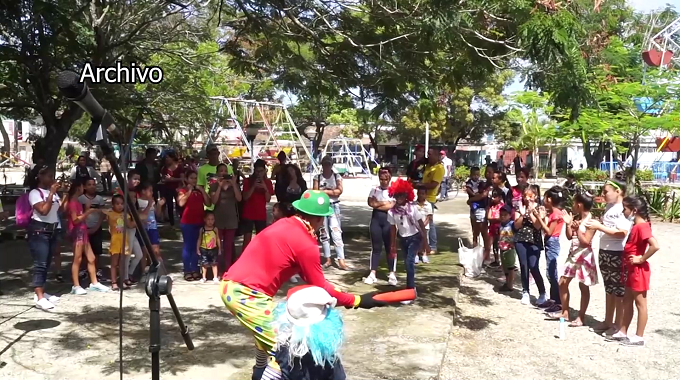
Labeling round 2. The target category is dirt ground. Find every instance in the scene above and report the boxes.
[439,221,680,380]
[0,200,468,380]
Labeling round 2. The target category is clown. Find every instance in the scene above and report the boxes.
[221,190,385,380]
[272,285,346,380]
[387,179,428,301]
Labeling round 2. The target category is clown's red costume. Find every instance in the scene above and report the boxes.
[221,190,384,380]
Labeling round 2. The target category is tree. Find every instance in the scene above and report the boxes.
[397,70,514,149]
[585,66,680,190]
[505,91,561,177]
[0,0,208,165]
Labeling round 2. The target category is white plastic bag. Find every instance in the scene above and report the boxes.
[459,238,484,277]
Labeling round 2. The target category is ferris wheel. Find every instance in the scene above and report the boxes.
[642,15,680,68]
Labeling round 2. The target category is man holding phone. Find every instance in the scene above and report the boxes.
[241,159,273,252]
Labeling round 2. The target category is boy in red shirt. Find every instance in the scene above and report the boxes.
[222,190,386,380]
[241,159,274,251]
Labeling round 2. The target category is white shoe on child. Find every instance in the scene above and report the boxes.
[34,293,60,304]
[521,291,531,305]
[414,255,420,264]
[290,275,300,284]
[364,273,377,285]
[422,256,430,264]
[213,277,220,284]
[71,286,87,295]
[35,297,56,312]
[388,273,398,286]
[200,278,206,284]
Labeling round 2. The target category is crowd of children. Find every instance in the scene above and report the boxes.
[461,163,659,347]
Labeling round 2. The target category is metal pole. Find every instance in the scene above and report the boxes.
[309,139,314,184]
[425,122,430,157]
[609,140,614,179]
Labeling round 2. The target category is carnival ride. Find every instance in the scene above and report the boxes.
[205,97,318,174]
[631,14,680,180]
[320,137,375,177]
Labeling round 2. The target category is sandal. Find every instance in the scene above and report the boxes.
[192,272,201,280]
[569,320,584,327]
[112,285,119,291]
[546,312,564,320]
[184,273,195,282]
[124,280,134,287]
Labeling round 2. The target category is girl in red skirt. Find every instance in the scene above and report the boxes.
[607,196,659,346]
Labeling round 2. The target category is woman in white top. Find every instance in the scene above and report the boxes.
[364,168,396,285]
[27,166,63,311]
[586,179,632,335]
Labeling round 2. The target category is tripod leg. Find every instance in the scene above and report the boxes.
[150,296,161,380]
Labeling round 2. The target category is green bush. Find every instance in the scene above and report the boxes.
[572,169,608,182]
[636,169,653,182]
[454,166,470,182]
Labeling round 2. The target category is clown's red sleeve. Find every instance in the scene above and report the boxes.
[297,247,357,307]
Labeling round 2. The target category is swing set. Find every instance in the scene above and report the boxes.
[205,97,318,174]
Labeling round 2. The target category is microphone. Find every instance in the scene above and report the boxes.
[57,70,119,147]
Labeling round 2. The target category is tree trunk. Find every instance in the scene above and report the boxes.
[583,139,606,169]
[32,105,84,168]
[532,146,539,180]
[0,121,10,155]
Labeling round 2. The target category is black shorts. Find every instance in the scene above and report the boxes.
[199,248,218,267]
[240,219,267,235]
[89,228,104,256]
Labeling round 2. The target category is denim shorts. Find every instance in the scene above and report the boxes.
[470,208,486,223]
[147,228,160,245]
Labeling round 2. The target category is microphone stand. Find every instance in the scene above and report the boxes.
[99,122,194,380]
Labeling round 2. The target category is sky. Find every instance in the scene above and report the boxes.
[503,0,680,94]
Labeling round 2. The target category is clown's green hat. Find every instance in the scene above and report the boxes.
[292,190,334,217]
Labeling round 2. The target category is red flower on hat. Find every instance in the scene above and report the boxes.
[303,192,311,199]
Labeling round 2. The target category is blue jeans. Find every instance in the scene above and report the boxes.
[322,203,345,259]
[439,177,450,199]
[27,220,59,288]
[545,236,561,304]
[428,201,437,251]
[515,241,546,295]
[181,223,202,273]
[400,233,422,289]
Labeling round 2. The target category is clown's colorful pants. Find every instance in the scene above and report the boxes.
[220,280,281,379]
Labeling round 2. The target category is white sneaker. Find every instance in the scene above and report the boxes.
[536,294,547,306]
[414,255,420,264]
[421,256,430,264]
[88,282,110,292]
[521,291,531,305]
[34,293,60,304]
[388,273,398,286]
[400,300,413,305]
[35,297,55,311]
[290,275,301,284]
[364,273,377,285]
[200,278,206,284]
[213,277,220,284]
[71,286,87,295]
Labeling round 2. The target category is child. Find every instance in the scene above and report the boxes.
[413,187,433,264]
[607,196,659,346]
[197,211,221,283]
[585,179,631,336]
[137,182,165,262]
[548,193,597,324]
[535,186,565,312]
[106,195,133,290]
[65,179,110,295]
[79,177,106,282]
[497,205,516,292]
[465,167,490,249]
[387,179,428,302]
[514,185,547,306]
[486,188,505,268]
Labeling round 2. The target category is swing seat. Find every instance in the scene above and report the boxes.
[642,50,673,67]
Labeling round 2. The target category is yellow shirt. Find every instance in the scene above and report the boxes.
[106,211,131,255]
[201,228,218,249]
[422,163,445,203]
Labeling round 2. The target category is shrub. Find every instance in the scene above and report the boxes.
[572,169,608,182]
[636,169,653,182]
[454,166,470,182]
